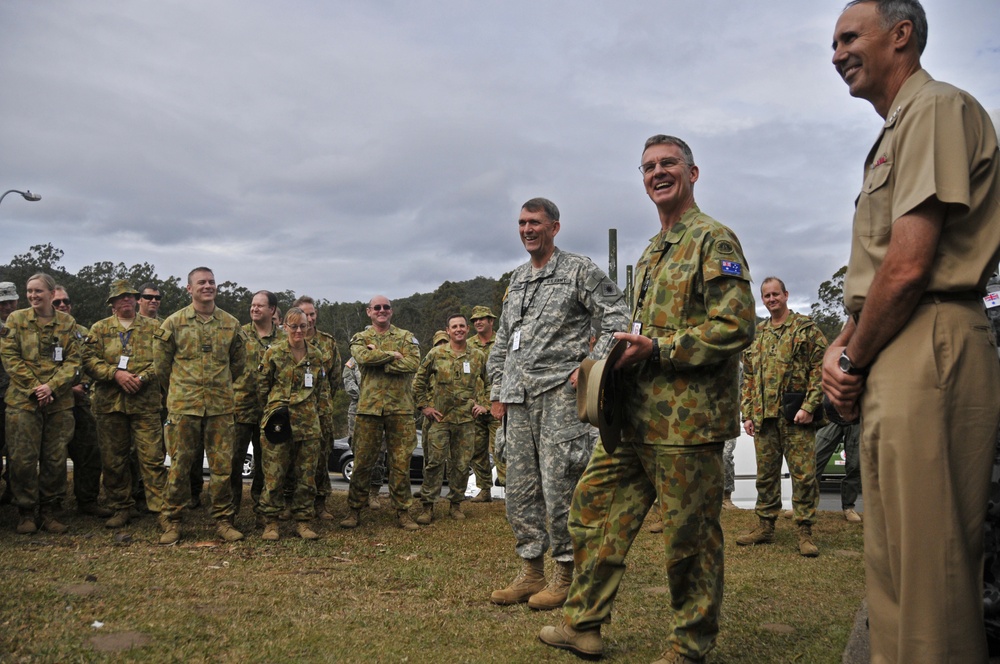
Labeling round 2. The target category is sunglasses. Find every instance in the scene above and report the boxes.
[370,304,392,312]
[52,298,71,307]
[140,294,162,301]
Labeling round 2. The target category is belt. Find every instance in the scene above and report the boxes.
[916,291,983,305]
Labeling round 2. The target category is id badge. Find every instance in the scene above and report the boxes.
[463,361,471,374]
[304,371,314,388]
[118,355,130,370]
[631,321,642,335]
[512,329,521,351]
[53,345,64,362]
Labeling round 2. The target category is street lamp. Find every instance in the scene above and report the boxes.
[0,189,42,207]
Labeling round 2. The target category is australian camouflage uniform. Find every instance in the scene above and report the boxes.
[412,343,489,508]
[487,248,631,563]
[256,339,327,520]
[154,304,246,522]
[83,313,168,513]
[66,322,104,511]
[348,324,420,513]
[563,205,756,660]
[741,310,827,524]
[231,322,281,513]
[468,330,504,489]
[309,330,341,503]
[0,308,82,517]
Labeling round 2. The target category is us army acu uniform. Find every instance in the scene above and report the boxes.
[256,339,327,523]
[347,324,420,518]
[66,321,107,516]
[488,248,630,566]
[232,321,280,514]
[740,311,826,526]
[561,206,755,659]
[0,308,81,525]
[412,342,489,519]
[309,330,341,515]
[83,310,168,516]
[468,307,504,494]
[154,304,246,528]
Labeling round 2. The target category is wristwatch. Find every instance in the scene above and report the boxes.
[838,350,869,376]
[650,338,660,365]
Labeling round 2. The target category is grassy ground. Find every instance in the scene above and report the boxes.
[0,487,864,663]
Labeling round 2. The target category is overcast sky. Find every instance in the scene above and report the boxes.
[2,1,998,315]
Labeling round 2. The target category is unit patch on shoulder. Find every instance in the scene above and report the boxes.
[601,282,618,297]
[716,240,734,255]
[721,260,743,276]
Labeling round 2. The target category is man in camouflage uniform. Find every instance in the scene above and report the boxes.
[82,280,168,528]
[341,295,420,531]
[154,267,247,544]
[413,314,489,524]
[52,286,111,519]
[1,273,83,534]
[232,290,280,522]
[738,277,827,556]
[292,295,341,519]
[488,197,630,611]
[540,135,755,662]
[468,305,503,500]
[0,282,19,502]
[344,354,387,495]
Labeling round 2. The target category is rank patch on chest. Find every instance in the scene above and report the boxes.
[721,260,742,276]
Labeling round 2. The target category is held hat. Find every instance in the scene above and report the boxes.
[263,406,292,444]
[432,330,449,346]
[576,338,629,454]
[106,279,140,305]
[0,282,17,302]
[470,306,497,321]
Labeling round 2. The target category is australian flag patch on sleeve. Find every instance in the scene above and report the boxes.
[721,260,742,276]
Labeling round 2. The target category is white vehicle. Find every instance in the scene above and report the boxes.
[731,431,793,510]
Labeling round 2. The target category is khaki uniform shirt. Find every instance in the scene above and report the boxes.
[256,339,327,442]
[624,205,756,446]
[350,324,420,416]
[83,314,161,415]
[233,322,281,424]
[0,308,81,413]
[412,344,489,424]
[154,304,246,416]
[488,248,630,403]
[845,69,1000,312]
[740,311,827,429]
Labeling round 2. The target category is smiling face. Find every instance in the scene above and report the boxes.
[447,315,469,344]
[139,288,161,317]
[297,302,317,336]
[760,279,789,320]
[186,270,216,307]
[112,294,137,319]
[249,292,274,324]
[26,278,54,315]
[284,312,308,348]
[832,2,899,112]
[641,142,698,219]
[518,207,559,265]
[52,288,72,315]
[367,296,393,331]
[472,316,493,337]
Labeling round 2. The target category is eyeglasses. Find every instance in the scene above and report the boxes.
[286,324,309,331]
[52,298,71,307]
[370,304,392,312]
[638,157,686,174]
[140,294,162,301]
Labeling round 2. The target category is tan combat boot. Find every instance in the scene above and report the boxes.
[105,510,130,529]
[416,505,433,525]
[340,509,360,529]
[315,496,335,521]
[216,519,244,542]
[40,513,68,534]
[450,502,465,520]
[16,512,37,535]
[368,489,382,511]
[159,515,181,545]
[736,517,775,546]
[469,490,492,503]
[490,557,546,605]
[539,622,604,658]
[295,521,320,540]
[722,492,738,510]
[397,510,418,531]
[798,523,819,557]
[262,520,280,541]
[528,560,574,610]
[844,508,863,523]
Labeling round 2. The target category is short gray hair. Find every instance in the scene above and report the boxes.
[844,0,927,55]
[642,135,695,166]
[521,197,560,222]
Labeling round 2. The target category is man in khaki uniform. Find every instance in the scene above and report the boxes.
[83,280,168,528]
[154,267,247,544]
[467,305,503,500]
[412,314,489,524]
[824,2,1000,661]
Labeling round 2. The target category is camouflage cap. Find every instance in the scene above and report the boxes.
[0,281,17,302]
[576,338,628,454]
[470,305,496,321]
[432,330,449,346]
[106,279,140,305]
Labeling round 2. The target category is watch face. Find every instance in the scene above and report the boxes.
[839,354,851,372]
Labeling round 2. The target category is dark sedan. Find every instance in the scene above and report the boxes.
[329,432,424,483]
